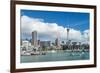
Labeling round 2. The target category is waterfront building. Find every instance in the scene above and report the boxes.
[55,38,60,47]
[38,40,40,46]
[40,41,51,49]
[21,40,31,51]
[32,31,38,47]
[55,38,61,49]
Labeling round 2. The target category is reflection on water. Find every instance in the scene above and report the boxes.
[21,51,89,63]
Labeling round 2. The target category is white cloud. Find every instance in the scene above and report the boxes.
[21,15,89,43]
[82,29,90,44]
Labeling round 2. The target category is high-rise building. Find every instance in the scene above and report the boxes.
[32,31,38,47]
[55,38,61,49]
[55,38,59,46]
[38,40,40,46]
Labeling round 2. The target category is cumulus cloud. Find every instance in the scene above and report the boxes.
[21,15,89,43]
[82,29,90,44]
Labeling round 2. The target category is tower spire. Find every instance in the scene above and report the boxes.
[67,25,70,42]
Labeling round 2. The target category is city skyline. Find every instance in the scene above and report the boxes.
[21,9,90,44]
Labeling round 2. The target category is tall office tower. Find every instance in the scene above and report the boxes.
[55,31,61,49]
[38,40,40,47]
[55,38,60,48]
[32,31,38,47]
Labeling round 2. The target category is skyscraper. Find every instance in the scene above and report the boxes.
[55,38,61,49]
[55,38,59,47]
[32,31,38,47]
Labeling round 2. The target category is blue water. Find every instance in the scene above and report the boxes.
[21,51,89,63]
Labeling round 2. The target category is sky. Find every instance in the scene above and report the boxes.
[21,9,90,43]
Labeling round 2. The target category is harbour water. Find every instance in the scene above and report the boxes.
[21,51,89,63]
